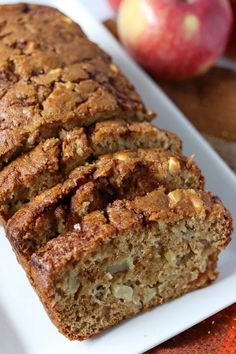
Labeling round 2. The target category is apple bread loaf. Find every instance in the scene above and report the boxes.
[0,3,232,343]
[29,188,232,340]
[7,148,203,268]
[0,3,153,170]
[0,120,182,221]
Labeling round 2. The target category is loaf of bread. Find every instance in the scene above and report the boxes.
[0,3,232,342]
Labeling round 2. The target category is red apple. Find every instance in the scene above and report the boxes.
[226,0,236,58]
[118,0,233,81]
[108,0,122,12]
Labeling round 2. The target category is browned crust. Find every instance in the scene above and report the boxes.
[0,4,152,169]
[0,120,182,222]
[6,149,204,264]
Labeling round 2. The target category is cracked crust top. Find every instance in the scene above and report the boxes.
[0,3,152,169]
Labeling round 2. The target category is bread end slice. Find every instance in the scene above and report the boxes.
[29,188,232,340]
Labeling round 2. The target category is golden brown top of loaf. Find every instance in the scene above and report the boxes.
[0,3,151,169]
[30,188,232,277]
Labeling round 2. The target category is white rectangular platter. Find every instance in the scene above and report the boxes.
[0,1,235,354]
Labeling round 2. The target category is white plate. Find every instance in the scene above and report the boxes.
[0,1,235,354]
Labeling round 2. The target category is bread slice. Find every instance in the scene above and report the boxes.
[29,188,232,340]
[0,4,153,169]
[88,120,182,161]
[0,121,182,221]
[7,149,203,267]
